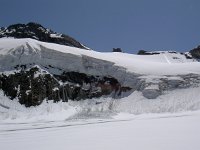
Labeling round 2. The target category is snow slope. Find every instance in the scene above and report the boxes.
[0,111,200,150]
[1,86,200,150]
[0,38,199,76]
[0,38,200,119]
[1,86,200,121]
[0,38,200,150]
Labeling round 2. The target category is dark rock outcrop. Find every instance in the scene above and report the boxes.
[137,49,198,60]
[0,66,131,107]
[137,50,160,55]
[113,48,123,52]
[190,45,200,59]
[137,50,179,55]
[0,22,89,50]
[1,65,200,105]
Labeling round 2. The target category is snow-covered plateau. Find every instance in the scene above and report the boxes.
[0,37,200,150]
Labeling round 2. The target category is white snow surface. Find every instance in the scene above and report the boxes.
[0,38,200,150]
[1,86,200,122]
[0,38,199,76]
[50,33,63,38]
[0,86,200,150]
[0,111,200,150]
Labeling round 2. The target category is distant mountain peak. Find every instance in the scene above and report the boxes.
[0,22,90,50]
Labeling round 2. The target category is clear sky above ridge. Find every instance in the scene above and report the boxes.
[0,0,200,53]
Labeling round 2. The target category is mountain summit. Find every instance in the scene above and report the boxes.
[0,22,89,49]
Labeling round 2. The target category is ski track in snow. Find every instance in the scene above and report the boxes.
[0,111,200,150]
[0,113,194,133]
[163,53,172,64]
[1,87,200,150]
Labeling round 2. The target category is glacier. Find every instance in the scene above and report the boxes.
[0,37,200,150]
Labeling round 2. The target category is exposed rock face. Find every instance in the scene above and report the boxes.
[0,66,131,107]
[113,48,123,52]
[0,40,199,105]
[138,46,200,60]
[190,45,200,59]
[1,64,200,107]
[137,50,162,55]
[0,22,89,49]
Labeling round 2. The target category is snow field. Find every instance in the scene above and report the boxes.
[1,87,200,122]
[0,38,200,76]
[0,38,200,150]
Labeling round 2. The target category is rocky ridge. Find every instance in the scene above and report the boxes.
[0,22,89,50]
[137,49,200,60]
[190,45,200,59]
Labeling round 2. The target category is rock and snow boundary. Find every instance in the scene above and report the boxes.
[0,38,200,101]
[1,88,200,150]
[1,86,200,121]
[0,38,200,118]
[0,38,199,76]
[0,37,200,150]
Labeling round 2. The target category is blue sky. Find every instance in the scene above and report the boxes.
[0,0,200,53]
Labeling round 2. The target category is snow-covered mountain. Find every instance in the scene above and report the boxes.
[0,23,199,111]
[0,36,200,107]
[1,24,200,150]
[0,22,90,49]
[190,45,200,59]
